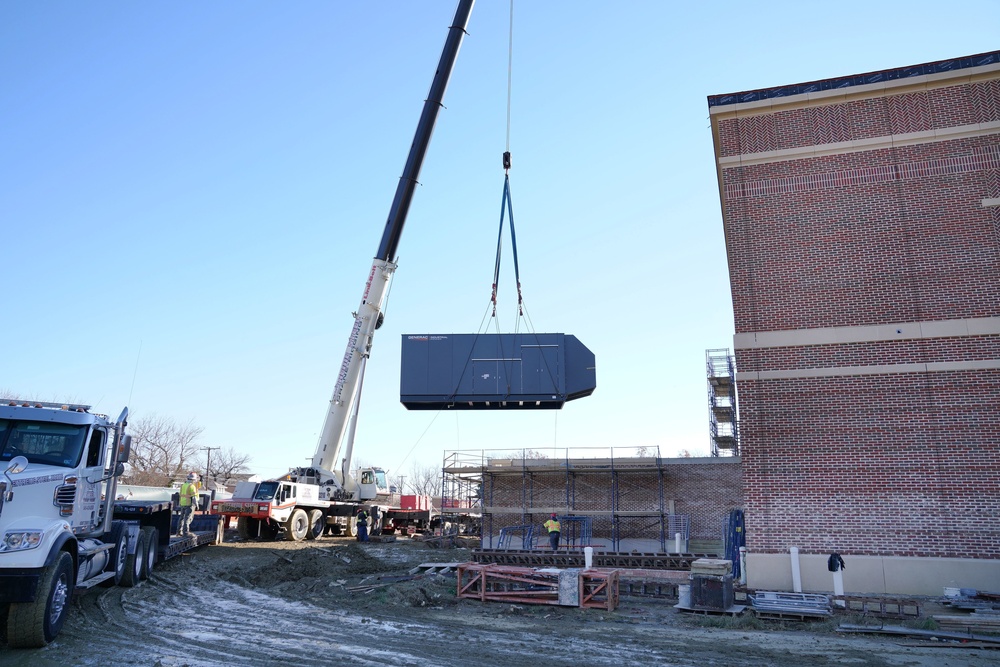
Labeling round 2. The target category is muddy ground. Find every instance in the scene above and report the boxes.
[1,533,996,667]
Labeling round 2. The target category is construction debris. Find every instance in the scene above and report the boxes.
[833,596,922,619]
[750,592,832,620]
[838,623,1000,645]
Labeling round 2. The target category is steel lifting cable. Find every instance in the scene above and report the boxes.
[454,1,556,405]
[489,1,557,401]
[491,0,524,320]
[491,173,523,318]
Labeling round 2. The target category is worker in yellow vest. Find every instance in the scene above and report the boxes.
[178,473,200,536]
[544,513,561,552]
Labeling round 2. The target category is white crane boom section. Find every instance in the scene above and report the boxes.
[311,257,395,481]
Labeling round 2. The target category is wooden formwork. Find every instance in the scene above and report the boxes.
[456,563,619,611]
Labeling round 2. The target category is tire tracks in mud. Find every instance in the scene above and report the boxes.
[3,538,997,667]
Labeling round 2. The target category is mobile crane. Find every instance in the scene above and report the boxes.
[212,0,477,540]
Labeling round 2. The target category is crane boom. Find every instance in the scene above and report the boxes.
[303,0,475,489]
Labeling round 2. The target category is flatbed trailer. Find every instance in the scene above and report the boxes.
[111,500,224,566]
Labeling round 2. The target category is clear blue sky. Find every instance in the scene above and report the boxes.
[2,1,996,480]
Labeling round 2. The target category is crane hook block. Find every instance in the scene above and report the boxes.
[502,151,511,171]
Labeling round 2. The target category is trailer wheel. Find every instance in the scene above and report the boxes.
[120,528,148,588]
[7,551,74,647]
[237,517,259,540]
[141,526,158,577]
[284,508,309,541]
[306,510,325,540]
[102,521,128,587]
[0,601,8,644]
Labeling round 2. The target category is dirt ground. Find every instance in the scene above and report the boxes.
[1,533,996,667]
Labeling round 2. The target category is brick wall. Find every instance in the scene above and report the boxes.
[712,60,1000,561]
[717,81,1000,157]
[738,370,1000,558]
[724,138,1000,333]
[481,460,743,544]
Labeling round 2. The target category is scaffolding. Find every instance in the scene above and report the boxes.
[442,447,730,554]
[706,348,739,456]
[439,449,483,534]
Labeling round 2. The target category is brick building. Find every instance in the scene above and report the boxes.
[442,450,742,553]
[708,52,1000,594]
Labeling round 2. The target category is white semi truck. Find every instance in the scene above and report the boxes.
[212,0,477,541]
[0,401,223,648]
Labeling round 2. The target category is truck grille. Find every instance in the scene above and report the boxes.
[54,485,77,506]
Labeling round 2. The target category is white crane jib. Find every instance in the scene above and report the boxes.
[311,258,394,485]
[289,0,475,498]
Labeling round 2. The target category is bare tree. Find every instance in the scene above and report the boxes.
[124,415,204,487]
[198,446,252,488]
[405,462,442,497]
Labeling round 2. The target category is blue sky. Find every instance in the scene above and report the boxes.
[2,1,997,480]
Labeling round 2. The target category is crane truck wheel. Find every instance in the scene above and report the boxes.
[101,521,129,587]
[306,509,325,540]
[7,550,74,648]
[259,520,280,541]
[236,516,259,540]
[284,508,309,541]
[120,528,149,588]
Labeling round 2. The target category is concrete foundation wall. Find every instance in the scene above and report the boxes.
[747,552,1000,596]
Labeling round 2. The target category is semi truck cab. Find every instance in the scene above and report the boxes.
[0,401,131,647]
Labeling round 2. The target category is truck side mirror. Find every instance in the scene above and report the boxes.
[3,456,28,502]
[113,462,126,477]
[117,434,132,463]
[4,455,28,475]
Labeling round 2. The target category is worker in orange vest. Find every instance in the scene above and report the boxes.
[544,514,561,552]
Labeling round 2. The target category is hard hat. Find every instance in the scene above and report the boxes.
[551,513,557,518]
[187,473,197,480]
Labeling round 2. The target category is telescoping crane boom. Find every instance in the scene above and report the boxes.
[291,0,475,500]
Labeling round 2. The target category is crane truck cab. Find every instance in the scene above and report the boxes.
[357,466,390,500]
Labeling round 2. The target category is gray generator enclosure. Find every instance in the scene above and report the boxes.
[400,333,596,409]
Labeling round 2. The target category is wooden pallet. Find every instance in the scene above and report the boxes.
[675,604,746,617]
[933,614,1000,633]
[754,609,829,621]
[835,596,921,619]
